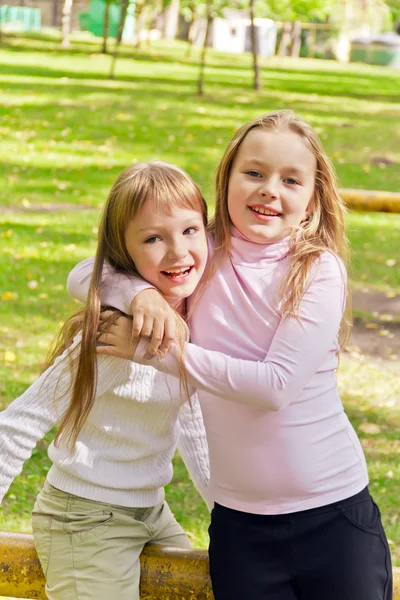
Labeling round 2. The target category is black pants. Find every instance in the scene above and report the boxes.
[209,487,392,599]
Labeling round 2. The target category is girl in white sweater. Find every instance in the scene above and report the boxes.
[0,161,211,600]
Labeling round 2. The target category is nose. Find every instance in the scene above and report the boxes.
[259,177,279,199]
[166,238,188,261]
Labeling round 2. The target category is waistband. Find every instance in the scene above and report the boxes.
[215,486,371,521]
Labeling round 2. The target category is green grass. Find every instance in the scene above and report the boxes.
[0,33,399,567]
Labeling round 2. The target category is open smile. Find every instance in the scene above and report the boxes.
[161,266,194,282]
[249,205,282,221]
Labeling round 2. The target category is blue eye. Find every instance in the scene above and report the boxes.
[246,170,262,178]
[183,227,197,235]
[144,236,160,244]
[284,178,300,185]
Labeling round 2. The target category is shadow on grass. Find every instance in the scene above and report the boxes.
[1,51,399,103]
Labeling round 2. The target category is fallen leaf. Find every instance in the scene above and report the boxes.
[358,422,381,434]
[1,291,18,301]
[4,351,16,362]
[379,314,394,322]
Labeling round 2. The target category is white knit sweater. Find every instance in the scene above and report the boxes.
[0,335,211,508]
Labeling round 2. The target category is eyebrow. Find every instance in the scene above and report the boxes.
[138,216,203,232]
[240,159,309,177]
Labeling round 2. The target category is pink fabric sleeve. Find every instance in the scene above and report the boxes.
[66,258,154,314]
[135,254,347,411]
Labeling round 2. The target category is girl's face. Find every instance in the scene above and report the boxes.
[125,199,208,307]
[227,128,316,244]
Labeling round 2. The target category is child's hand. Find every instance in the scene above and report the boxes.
[97,312,136,360]
[129,289,177,358]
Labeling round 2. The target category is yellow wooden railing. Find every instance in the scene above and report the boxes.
[1,531,399,599]
[341,189,400,213]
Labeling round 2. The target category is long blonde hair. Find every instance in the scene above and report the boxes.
[211,109,350,340]
[46,161,208,448]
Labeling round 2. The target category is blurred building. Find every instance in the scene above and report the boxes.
[187,9,277,57]
[3,0,89,30]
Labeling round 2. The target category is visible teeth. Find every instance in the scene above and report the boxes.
[165,267,190,274]
[251,207,279,216]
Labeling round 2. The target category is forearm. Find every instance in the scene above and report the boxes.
[177,396,212,509]
[0,339,131,503]
[67,257,152,312]
[135,255,345,410]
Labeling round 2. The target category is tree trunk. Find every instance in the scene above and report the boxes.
[162,0,179,40]
[61,0,74,48]
[102,2,110,54]
[290,20,301,57]
[197,7,212,96]
[135,4,144,49]
[52,0,60,27]
[307,27,316,58]
[109,0,129,79]
[277,21,291,57]
[249,0,261,91]
[185,13,196,59]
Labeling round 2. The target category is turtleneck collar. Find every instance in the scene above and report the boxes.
[229,226,291,266]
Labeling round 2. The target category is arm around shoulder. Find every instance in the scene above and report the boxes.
[67,257,153,314]
[137,252,347,411]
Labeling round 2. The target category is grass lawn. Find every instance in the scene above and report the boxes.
[0,33,399,567]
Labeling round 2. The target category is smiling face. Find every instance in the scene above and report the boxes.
[227,128,317,244]
[125,199,208,308]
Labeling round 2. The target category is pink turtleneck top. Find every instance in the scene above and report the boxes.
[67,230,369,515]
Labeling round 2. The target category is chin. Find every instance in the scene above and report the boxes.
[242,227,279,244]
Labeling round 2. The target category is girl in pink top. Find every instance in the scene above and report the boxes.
[68,111,392,600]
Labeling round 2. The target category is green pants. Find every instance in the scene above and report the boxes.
[32,481,191,600]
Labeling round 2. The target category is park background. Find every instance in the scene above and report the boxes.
[0,0,400,589]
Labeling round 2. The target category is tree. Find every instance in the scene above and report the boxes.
[249,0,261,90]
[181,0,200,58]
[197,1,213,94]
[102,0,112,54]
[261,0,334,22]
[163,0,180,39]
[61,0,74,48]
[262,0,334,57]
[109,0,130,79]
[386,0,400,24]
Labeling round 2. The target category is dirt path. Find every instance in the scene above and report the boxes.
[350,290,400,361]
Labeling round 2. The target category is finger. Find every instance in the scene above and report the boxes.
[146,320,165,357]
[158,314,176,357]
[96,345,120,356]
[131,312,144,339]
[140,315,156,339]
[99,310,115,321]
[97,332,118,345]
[131,336,141,358]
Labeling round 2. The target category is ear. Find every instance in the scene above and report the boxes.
[303,191,315,221]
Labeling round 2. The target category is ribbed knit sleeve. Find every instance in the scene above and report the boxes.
[67,258,150,313]
[136,254,346,411]
[0,337,131,503]
[177,394,212,510]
